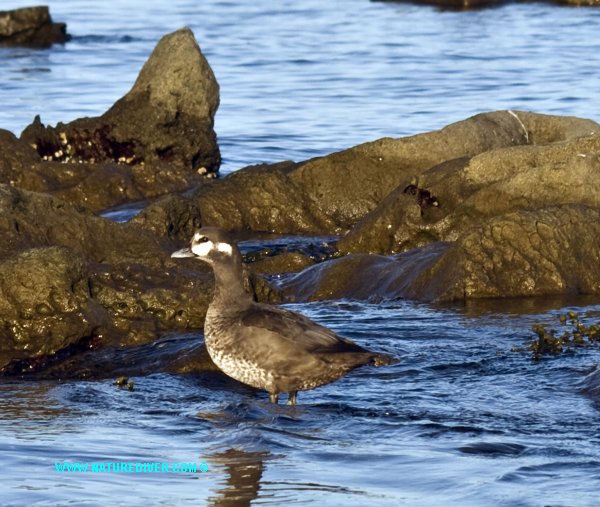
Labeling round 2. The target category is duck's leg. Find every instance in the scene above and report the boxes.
[269,393,279,404]
[286,391,298,405]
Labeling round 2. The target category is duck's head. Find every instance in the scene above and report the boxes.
[171,227,238,264]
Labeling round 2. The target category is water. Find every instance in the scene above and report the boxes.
[2,301,600,506]
[2,1,600,505]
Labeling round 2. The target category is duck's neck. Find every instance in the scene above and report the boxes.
[210,254,253,312]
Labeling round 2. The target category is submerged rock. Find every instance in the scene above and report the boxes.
[11,28,219,212]
[0,6,70,47]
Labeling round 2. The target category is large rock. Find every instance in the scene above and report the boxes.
[0,184,212,373]
[0,247,108,371]
[0,127,201,212]
[277,205,600,303]
[10,28,219,212]
[0,6,69,47]
[339,115,600,254]
[407,205,600,302]
[286,111,533,228]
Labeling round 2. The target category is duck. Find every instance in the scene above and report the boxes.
[171,227,394,405]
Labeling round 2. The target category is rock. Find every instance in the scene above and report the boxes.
[134,161,339,235]
[0,6,70,47]
[248,251,315,275]
[15,28,219,211]
[287,111,532,228]
[278,205,600,303]
[0,129,41,188]
[0,184,213,373]
[130,194,202,241]
[0,247,109,372]
[88,261,211,342]
[275,243,449,302]
[0,126,204,212]
[405,205,600,302]
[339,113,600,254]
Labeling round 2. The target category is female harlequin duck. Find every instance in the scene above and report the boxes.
[172,227,394,405]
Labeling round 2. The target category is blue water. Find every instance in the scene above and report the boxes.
[2,1,600,506]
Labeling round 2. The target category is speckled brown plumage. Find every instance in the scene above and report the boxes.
[172,227,394,404]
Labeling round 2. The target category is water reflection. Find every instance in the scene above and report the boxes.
[0,381,85,439]
[208,449,268,507]
[443,295,600,317]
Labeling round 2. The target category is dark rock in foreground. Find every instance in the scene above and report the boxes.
[0,247,108,368]
[7,28,219,212]
[0,6,70,47]
[0,184,212,373]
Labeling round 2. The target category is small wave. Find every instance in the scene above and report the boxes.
[70,34,144,44]
[457,441,527,457]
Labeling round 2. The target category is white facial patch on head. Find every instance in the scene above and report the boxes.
[193,232,203,242]
[191,239,214,257]
[190,238,233,257]
[216,242,233,255]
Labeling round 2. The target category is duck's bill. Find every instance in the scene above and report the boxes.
[171,247,195,258]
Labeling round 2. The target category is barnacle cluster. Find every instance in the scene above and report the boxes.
[34,127,139,166]
[514,312,600,360]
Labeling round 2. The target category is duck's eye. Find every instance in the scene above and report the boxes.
[197,236,209,243]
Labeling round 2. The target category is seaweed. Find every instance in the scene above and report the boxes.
[514,312,600,361]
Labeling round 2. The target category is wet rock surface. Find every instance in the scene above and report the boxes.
[281,205,600,303]
[0,247,107,371]
[0,6,70,47]
[0,184,212,373]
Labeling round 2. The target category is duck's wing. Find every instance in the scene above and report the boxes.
[239,304,367,354]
